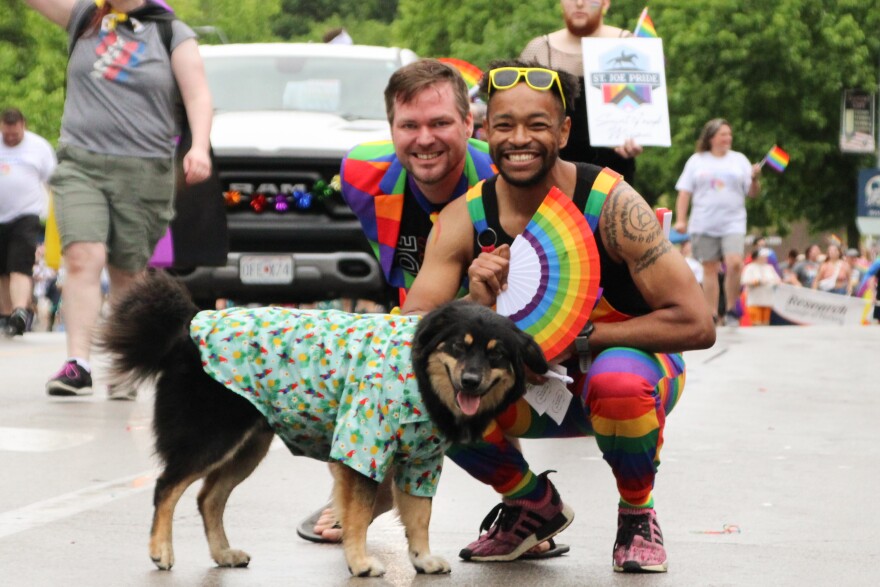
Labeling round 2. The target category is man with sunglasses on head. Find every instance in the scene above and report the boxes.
[401,59,715,572]
[521,0,642,184]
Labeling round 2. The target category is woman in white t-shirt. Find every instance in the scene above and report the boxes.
[674,118,762,326]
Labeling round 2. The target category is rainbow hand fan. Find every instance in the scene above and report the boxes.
[496,187,601,362]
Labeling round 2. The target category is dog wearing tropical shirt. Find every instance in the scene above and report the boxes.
[99,271,547,577]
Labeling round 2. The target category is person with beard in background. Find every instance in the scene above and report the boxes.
[520,0,642,185]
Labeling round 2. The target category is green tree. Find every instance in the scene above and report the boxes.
[273,0,398,40]
[393,0,637,69]
[394,0,552,67]
[191,0,282,43]
[0,1,68,142]
[394,0,880,243]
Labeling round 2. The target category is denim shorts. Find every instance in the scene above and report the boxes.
[49,144,175,273]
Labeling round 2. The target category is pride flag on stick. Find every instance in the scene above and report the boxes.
[761,145,790,173]
[633,7,659,38]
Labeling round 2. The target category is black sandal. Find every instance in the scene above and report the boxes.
[296,502,342,544]
[518,538,571,560]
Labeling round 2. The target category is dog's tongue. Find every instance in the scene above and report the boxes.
[457,392,481,416]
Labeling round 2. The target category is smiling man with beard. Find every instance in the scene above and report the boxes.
[520,0,642,185]
[401,59,715,571]
[340,59,496,303]
[297,58,498,546]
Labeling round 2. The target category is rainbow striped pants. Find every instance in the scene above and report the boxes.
[446,347,686,508]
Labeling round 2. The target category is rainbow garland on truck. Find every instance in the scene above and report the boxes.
[223,175,343,213]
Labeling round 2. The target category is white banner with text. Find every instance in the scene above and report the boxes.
[772,284,872,326]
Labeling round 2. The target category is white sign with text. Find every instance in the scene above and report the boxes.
[581,37,671,147]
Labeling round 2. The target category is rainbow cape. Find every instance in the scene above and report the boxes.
[634,7,659,38]
[763,145,790,173]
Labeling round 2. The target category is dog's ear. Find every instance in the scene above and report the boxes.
[413,302,459,357]
[517,330,548,376]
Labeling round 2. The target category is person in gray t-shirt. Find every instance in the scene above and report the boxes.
[25,0,213,398]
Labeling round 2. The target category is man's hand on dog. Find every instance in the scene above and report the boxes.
[467,244,510,307]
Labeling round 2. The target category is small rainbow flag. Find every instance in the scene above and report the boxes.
[634,7,659,38]
[438,57,483,91]
[763,145,790,173]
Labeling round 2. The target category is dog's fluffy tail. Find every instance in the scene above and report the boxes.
[97,270,199,387]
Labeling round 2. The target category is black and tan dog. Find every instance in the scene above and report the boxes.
[98,272,546,577]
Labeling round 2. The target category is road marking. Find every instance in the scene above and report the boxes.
[0,470,156,540]
[0,427,94,452]
[702,347,729,364]
[0,436,285,538]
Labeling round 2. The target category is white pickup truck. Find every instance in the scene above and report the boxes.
[174,43,418,306]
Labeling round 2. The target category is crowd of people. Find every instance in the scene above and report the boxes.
[779,241,874,296]
[676,235,879,327]
[2,0,879,579]
[668,112,878,326]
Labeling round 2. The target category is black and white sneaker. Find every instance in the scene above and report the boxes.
[4,308,28,337]
[46,360,93,396]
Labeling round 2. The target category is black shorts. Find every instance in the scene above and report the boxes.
[0,214,42,276]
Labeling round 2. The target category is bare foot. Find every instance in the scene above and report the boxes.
[313,507,342,542]
[525,540,552,555]
[313,476,395,542]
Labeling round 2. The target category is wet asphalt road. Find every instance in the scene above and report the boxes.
[1,325,877,586]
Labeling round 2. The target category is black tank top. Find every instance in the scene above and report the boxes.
[471,163,651,317]
[393,182,436,279]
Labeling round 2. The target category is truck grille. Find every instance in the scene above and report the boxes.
[217,157,354,218]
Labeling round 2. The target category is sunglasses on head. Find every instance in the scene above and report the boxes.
[487,67,567,111]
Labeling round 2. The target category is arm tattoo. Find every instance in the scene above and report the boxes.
[602,181,671,273]
[603,183,623,252]
[602,182,664,251]
[634,240,672,274]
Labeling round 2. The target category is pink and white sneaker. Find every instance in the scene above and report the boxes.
[459,472,574,562]
[612,507,668,572]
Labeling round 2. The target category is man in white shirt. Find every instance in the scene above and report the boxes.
[0,107,57,336]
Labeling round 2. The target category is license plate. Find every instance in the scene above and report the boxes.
[239,255,294,284]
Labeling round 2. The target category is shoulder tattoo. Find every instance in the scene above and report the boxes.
[603,181,671,273]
